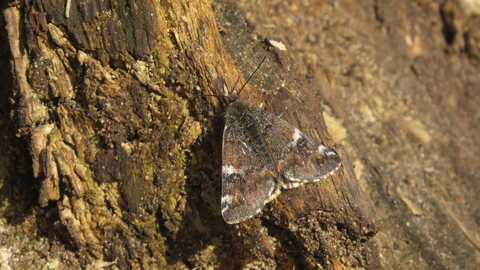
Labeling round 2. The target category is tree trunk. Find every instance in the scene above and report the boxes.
[1,0,479,269]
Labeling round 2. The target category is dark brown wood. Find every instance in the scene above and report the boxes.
[2,0,480,269]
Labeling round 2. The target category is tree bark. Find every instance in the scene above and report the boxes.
[1,0,479,269]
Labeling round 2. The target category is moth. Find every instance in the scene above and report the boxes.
[211,58,341,224]
[220,97,341,224]
[196,57,340,223]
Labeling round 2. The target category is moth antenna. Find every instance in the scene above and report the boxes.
[236,56,267,96]
[190,56,267,102]
[229,77,241,96]
[188,94,230,101]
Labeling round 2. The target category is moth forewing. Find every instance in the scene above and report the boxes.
[220,99,341,223]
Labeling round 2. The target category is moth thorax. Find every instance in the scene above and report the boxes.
[226,101,249,118]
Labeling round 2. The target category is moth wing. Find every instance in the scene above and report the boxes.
[254,108,341,188]
[221,119,280,224]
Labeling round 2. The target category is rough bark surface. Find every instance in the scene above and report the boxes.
[0,0,479,269]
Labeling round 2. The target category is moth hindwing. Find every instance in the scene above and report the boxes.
[221,98,341,224]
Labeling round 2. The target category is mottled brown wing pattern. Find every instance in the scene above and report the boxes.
[220,100,340,224]
[221,117,281,224]
[252,106,341,188]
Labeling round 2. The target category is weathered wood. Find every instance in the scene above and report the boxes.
[2,0,480,269]
[230,0,480,269]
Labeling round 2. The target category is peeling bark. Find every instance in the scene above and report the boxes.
[2,0,479,269]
